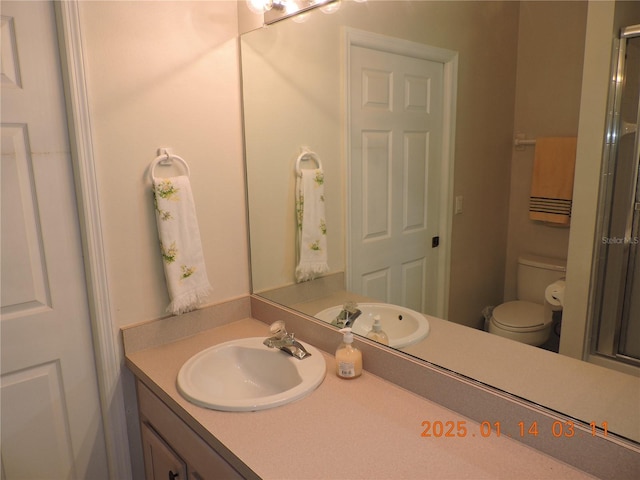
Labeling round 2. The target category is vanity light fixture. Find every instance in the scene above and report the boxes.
[245,0,270,15]
[320,0,341,15]
[247,0,340,25]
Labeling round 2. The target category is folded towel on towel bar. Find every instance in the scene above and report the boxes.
[529,137,577,225]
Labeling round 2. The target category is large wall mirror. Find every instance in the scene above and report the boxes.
[241,0,640,445]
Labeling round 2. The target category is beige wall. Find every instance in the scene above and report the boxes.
[242,13,345,292]
[503,1,588,300]
[78,2,247,475]
[78,1,249,329]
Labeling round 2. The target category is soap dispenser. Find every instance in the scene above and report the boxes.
[336,328,362,379]
[366,315,389,345]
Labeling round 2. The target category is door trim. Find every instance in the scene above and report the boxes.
[343,28,457,318]
[55,2,132,478]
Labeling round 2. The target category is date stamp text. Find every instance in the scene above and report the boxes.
[420,420,609,439]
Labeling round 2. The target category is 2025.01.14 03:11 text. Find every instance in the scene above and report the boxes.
[420,420,609,439]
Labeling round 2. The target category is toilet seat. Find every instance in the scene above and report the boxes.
[491,301,548,332]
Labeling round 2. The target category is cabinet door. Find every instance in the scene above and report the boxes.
[137,381,247,479]
[141,421,187,480]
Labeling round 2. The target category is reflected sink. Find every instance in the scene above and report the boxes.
[315,303,430,348]
[177,337,326,411]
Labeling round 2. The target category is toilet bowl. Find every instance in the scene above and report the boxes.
[488,254,566,346]
[489,301,551,346]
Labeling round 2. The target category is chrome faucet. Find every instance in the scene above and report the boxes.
[331,301,362,328]
[263,321,312,360]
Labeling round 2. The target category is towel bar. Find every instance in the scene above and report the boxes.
[295,147,323,176]
[150,148,190,181]
[514,134,536,149]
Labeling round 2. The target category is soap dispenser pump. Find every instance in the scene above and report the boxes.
[336,328,362,379]
[366,315,389,345]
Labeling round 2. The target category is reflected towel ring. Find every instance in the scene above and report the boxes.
[295,148,323,177]
[150,152,190,182]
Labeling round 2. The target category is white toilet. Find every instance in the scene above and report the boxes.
[489,254,566,346]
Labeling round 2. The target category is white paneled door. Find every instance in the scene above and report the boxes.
[348,42,446,316]
[1,2,109,478]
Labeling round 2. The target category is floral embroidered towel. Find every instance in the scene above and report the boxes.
[152,176,212,314]
[295,168,329,282]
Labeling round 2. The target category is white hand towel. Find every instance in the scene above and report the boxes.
[295,168,329,282]
[152,175,212,314]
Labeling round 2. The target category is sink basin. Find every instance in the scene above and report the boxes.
[315,303,430,348]
[177,337,326,411]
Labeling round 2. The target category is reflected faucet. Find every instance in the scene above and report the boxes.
[331,301,362,328]
[263,321,312,360]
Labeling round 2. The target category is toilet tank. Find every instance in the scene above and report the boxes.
[517,254,567,304]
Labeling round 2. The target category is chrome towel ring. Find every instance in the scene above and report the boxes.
[295,147,323,177]
[150,149,190,181]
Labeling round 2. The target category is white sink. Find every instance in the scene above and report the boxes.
[177,337,326,411]
[315,303,430,348]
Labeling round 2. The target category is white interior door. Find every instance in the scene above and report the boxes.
[348,43,445,316]
[1,2,109,478]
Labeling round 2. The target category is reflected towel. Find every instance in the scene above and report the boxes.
[152,175,212,314]
[529,137,577,225]
[295,168,329,282]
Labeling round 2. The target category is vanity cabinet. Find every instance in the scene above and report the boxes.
[141,422,187,480]
[137,381,246,480]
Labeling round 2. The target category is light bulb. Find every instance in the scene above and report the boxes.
[320,0,341,14]
[246,0,273,15]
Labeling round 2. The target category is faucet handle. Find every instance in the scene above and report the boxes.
[343,300,358,312]
[269,320,287,338]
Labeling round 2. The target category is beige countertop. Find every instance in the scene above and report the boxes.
[289,292,640,444]
[125,316,595,479]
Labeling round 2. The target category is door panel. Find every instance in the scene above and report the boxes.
[1,363,75,478]
[348,44,444,316]
[1,124,51,317]
[1,2,109,478]
[141,423,187,480]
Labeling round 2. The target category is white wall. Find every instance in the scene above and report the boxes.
[78,1,249,329]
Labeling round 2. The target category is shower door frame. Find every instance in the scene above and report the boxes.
[591,24,640,367]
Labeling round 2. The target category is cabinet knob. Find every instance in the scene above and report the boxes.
[168,471,179,480]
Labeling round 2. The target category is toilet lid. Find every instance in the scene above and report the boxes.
[492,301,547,330]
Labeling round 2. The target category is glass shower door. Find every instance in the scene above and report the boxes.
[592,25,640,366]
